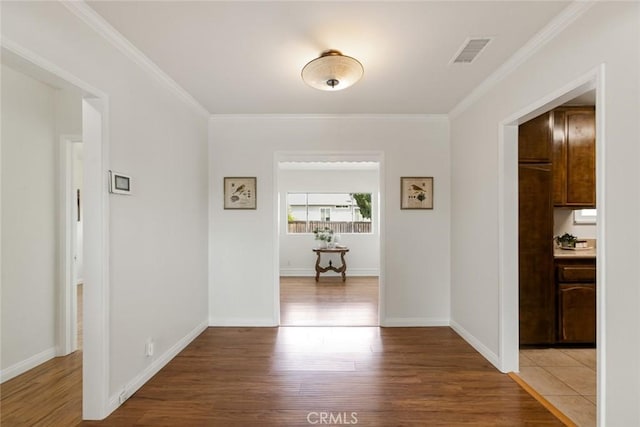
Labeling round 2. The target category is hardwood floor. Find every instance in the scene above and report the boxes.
[81,327,561,426]
[280,276,378,326]
[2,283,562,426]
[0,350,82,426]
[0,284,84,427]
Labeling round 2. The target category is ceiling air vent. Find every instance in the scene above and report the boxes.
[451,37,493,64]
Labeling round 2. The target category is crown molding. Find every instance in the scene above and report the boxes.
[61,1,210,118]
[448,1,595,119]
[209,113,448,121]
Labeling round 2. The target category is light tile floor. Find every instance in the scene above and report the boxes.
[518,348,596,427]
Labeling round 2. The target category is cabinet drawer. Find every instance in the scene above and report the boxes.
[557,265,596,282]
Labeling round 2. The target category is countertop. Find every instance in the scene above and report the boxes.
[553,246,596,259]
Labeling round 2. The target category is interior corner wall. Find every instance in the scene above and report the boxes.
[449,2,640,424]
[1,64,58,378]
[279,169,380,277]
[1,0,209,410]
[209,115,451,326]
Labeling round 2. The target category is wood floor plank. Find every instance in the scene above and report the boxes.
[280,276,378,326]
[84,326,561,426]
[2,279,563,426]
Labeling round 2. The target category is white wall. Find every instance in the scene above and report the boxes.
[210,115,450,326]
[553,208,597,240]
[449,2,640,424]
[0,64,86,382]
[279,169,379,277]
[1,1,209,416]
[1,65,58,378]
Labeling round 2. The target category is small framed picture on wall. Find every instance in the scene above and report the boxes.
[401,177,434,210]
[224,177,257,209]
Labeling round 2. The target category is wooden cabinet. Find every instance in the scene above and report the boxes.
[556,259,596,345]
[519,111,552,163]
[518,107,596,347]
[552,107,596,207]
[518,162,555,345]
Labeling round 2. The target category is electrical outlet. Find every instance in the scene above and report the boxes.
[145,339,154,357]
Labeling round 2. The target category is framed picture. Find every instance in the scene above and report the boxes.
[224,177,257,209]
[401,177,434,210]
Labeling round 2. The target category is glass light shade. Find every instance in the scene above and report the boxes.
[301,50,364,91]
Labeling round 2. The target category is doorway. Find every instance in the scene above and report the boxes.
[60,135,83,355]
[275,154,384,327]
[498,68,605,426]
[0,42,109,420]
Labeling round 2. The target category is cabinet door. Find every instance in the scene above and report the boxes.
[565,109,596,206]
[519,163,555,345]
[553,107,596,207]
[558,284,596,343]
[552,110,567,205]
[519,112,552,163]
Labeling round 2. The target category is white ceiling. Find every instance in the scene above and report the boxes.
[87,1,570,115]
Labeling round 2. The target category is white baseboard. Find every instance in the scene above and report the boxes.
[0,347,57,383]
[449,319,501,370]
[106,320,208,415]
[209,317,278,327]
[279,268,379,277]
[381,317,450,327]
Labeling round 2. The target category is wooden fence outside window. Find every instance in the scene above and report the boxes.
[287,221,372,234]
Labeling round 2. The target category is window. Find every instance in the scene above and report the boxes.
[319,207,331,221]
[287,192,372,234]
[574,209,597,225]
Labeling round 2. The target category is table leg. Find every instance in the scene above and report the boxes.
[340,251,347,281]
[314,251,321,282]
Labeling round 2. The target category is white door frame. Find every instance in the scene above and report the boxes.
[1,39,112,420]
[498,65,606,424]
[273,151,386,325]
[58,134,83,356]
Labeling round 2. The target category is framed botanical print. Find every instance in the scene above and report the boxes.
[401,177,434,210]
[224,177,257,209]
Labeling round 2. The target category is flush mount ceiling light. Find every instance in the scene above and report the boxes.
[301,50,364,91]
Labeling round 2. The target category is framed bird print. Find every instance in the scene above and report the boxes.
[224,177,257,209]
[401,177,434,210]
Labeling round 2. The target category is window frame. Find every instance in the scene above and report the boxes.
[285,192,373,235]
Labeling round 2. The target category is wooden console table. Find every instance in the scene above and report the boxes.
[312,247,350,282]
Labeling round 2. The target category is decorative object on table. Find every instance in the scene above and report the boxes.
[401,177,433,209]
[224,177,256,209]
[313,227,334,248]
[555,233,577,248]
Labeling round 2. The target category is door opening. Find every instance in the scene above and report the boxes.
[59,135,83,356]
[498,67,605,426]
[274,153,384,327]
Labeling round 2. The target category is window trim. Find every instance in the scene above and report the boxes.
[574,208,597,225]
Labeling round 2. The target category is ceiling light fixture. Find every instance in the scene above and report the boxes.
[301,50,364,91]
